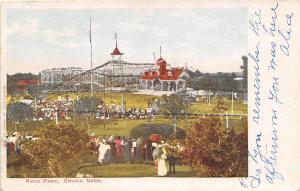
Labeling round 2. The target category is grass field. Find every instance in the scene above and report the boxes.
[7,115,245,137]
[9,92,247,114]
[7,151,194,178]
[77,163,194,177]
[6,93,247,178]
[7,93,247,136]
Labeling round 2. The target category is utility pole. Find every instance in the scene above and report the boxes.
[55,109,58,126]
[208,87,211,106]
[231,91,234,114]
[226,111,229,128]
[103,74,106,129]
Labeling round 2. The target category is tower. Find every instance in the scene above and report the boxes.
[110,33,124,88]
[157,46,167,75]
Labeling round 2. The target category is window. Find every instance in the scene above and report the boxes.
[168,71,172,76]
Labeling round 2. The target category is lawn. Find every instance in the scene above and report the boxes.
[76,163,194,177]
[189,97,247,114]
[7,114,245,137]
[7,151,194,178]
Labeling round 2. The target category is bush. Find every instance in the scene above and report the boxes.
[7,102,34,122]
[177,117,247,177]
[130,123,186,140]
[74,95,103,114]
[21,124,90,177]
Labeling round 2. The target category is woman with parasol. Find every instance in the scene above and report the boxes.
[152,142,168,176]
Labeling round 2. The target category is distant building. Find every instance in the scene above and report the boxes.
[139,56,186,92]
[40,67,84,90]
[17,79,39,91]
[39,36,156,92]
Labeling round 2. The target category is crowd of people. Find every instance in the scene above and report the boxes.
[33,98,72,121]
[92,135,178,176]
[7,131,178,177]
[19,96,156,122]
[8,95,175,177]
[95,104,155,120]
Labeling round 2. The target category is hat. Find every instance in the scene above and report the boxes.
[152,142,158,147]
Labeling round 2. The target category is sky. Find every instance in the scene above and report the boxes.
[6,8,247,74]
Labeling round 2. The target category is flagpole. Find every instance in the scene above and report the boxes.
[89,18,93,96]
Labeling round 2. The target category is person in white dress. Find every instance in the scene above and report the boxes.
[157,145,168,176]
[98,140,110,163]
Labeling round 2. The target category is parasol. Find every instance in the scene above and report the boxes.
[152,147,163,160]
[148,134,161,143]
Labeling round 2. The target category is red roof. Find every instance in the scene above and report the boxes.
[111,47,123,55]
[140,68,183,81]
[157,58,167,66]
[17,79,38,86]
[140,57,184,81]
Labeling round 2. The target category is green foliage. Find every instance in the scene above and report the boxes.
[74,95,102,113]
[21,124,90,177]
[27,85,45,100]
[7,73,38,94]
[240,56,248,91]
[178,117,248,177]
[160,95,185,115]
[186,72,240,92]
[130,123,186,140]
[7,102,34,122]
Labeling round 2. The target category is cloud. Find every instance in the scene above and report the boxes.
[7,17,85,49]
[170,10,222,30]
[7,17,39,35]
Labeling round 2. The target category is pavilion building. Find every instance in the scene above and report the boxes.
[139,56,186,92]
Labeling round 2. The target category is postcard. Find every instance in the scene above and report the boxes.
[0,0,300,191]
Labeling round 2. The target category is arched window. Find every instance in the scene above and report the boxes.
[168,71,172,76]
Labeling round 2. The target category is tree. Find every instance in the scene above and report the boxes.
[7,73,38,94]
[27,85,45,101]
[7,102,34,122]
[186,72,241,92]
[130,123,186,139]
[177,117,248,177]
[21,124,90,177]
[240,56,248,92]
[240,56,248,103]
[160,95,185,132]
[74,95,102,114]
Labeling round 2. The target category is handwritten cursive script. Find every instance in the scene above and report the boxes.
[240,3,293,188]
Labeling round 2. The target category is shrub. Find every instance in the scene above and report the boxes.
[7,102,34,122]
[130,123,186,140]
[177,117,247,177]
[21,124,90,177]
